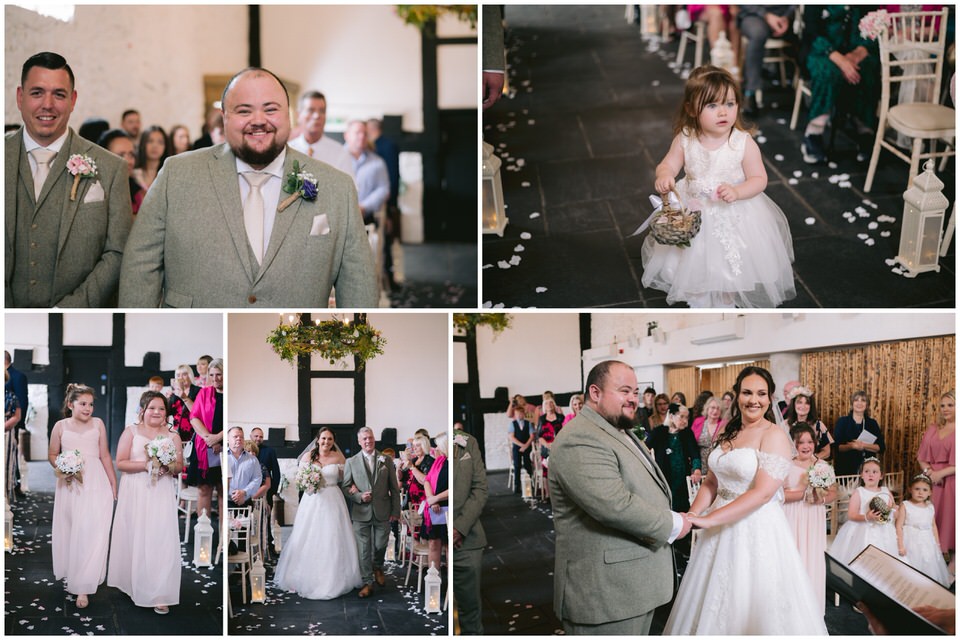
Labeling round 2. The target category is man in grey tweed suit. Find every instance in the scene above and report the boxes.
[118,66,377,308]
[549,360,693,634]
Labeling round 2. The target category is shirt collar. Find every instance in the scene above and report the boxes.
[23,128,69,154]
[236,147,286,178]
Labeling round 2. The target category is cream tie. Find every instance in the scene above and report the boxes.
[308,147,314,158]
[30,148,57,199]
[241,171,271,264]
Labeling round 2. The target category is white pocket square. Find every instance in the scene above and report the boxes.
[310,213,331,236]
[82,181,105,203]
[460,452,472,460]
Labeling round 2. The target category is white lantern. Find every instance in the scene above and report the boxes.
[895,159,948,277]
[520,468,533,499]
[710,31,735,72]
[424,563,442,614]
[482,142,508,236]
[385,531,396,562]
[193,509,214,567]
[250,556,267,603]
[5,500,12,552]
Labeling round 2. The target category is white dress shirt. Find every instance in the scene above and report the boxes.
[288,134,356,180]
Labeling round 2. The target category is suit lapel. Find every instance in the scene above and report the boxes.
[625,429,672,500]
[257,149,301,281]
[582,406,671,499]
[209,145,257,282]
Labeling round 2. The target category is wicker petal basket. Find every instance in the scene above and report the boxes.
[650,188,701,248]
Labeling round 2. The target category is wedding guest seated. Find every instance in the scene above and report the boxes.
[648,403,702,513]
[343,120,390,225]
[168,124,191,156]
[133,125,169,192]
[687,5,741,61]
[97,128,143,213]
[737,5,797,116]
[120,109,141,142]
[562,393,584,426]
[227,426,261,508]
[288,90,355,177]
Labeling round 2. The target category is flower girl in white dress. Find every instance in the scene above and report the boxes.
[896,474,951,586]
[645,65,795,308]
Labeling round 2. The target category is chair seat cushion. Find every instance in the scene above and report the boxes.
[888,103,956,138]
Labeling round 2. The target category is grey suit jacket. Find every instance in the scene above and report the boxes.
[342,450,401,523]
[453,430,488,551]
[482,6,506,71]
[549,405,676,626]
[117,144,378,308]
[5,128,132,307]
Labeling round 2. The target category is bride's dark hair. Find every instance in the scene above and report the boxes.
[714,366,777,450]
[309,427,341,463]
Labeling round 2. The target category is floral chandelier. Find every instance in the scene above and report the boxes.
[267,313,386,369]
[452,313,512,337]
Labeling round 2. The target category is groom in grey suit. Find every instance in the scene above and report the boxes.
[549,360,693,635]
[6,52,132,307]
[342,426,400,597]
[118,66,377,308]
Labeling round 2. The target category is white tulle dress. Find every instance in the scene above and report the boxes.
[664,447,827,635]
[899,500,951,586]
[641,129,796,308]
[274,462,363,599]
[829,486,898,564]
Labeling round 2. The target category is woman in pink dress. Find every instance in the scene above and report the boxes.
[108,391,183,614]
[917,390,955,556]
[48,384,117,609]
[783,424,836,615]
[562,394,584,426]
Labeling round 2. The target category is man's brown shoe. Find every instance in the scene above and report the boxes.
[358,584,373,598]
[374,568,386,586]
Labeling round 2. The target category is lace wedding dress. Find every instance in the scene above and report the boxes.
[664,447,827,635]
[641,129,796,308]
[274,462,363,599]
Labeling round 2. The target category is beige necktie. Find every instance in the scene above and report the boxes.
[241,171,270,264]
[30,148,57,199]
[308,147,314,158]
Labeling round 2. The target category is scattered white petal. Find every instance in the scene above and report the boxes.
[855,206,867,215]
[482,262,493,270]
[839,181,852,188]
[520,232,532,239]
[528,119,536,125]
[771,102,779,108]
[756,135,767,144]
[857,233,869,240]
[793,170,803,178]
[521,181,531,187]
[805,217,816,225]
[498,143,507,149]
[811,172,819,178]
[516,159,526,167]
[514,244,525,252]
[867,222,879,230]
[847,217,856,223]
[774,154,785,161]
[652,80,661,87]
[880,230,891,237]
[865,238,875,246]
[535,287,548,293]
[788,178,799,185]
[529,212,540,219]
[483,301,492,308]
[509,255,522,266]
[857,210,870,217]
[497,260,511,269]
[777,118,787,125]
[828,162,838,169]
[892,267,905,274]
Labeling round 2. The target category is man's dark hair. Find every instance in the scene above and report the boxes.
[97,128,132,151]
[121,109,139,121]
[643,387,656,395]
[298,90,326,110]
[21,51,75,90]
[221,67,290,110]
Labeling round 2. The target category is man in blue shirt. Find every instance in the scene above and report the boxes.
[343,120,389,225]
[227,426,261,507]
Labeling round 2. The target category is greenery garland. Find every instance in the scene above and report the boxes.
[396,5,478,30]
[452,313,512,336]
[267,318,386,369]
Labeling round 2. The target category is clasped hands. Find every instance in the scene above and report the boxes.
[349,483,373,503]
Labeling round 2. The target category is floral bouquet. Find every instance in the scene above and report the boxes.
[859,9,890,41]
[296,462,325,494]
[869,495,892,523]
[145,436,177,483]
[55,449,84,484]
[804,462,835,504]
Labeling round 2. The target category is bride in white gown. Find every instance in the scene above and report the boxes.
[664,366,827,635]
[274,428,363,599]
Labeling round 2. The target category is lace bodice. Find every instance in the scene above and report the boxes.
[902,500,935,530]
[679,129,747,202]
[708,447,790,503]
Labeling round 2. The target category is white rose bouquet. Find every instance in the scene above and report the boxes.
[145,436,177,483]
[296,462,325,494]
[55,449,84,485]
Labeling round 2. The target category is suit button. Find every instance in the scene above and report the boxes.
[30,224,37,230]
[30,242,37,248]
[29,280,36,286]
[248,295,257,304]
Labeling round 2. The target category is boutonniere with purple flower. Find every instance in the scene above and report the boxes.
[66,154,97,202]
[377,455,386,466]
[278,160,318,212]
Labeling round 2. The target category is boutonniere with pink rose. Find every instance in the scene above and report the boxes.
[278,160,318,212]
[66,154,98,202]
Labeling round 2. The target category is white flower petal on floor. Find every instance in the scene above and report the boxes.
[777,118,787,125]
[793,170,803,178]
[788,178,798,185]
[483,301,492,308]
[774,154,784,161]
[881,231,891,237]
[805,217,815,225]
[536,287,548,293]
[483,263,493,269]
[498,260,511,269]
[521,181,531,187]
[757,136,767,144]
[529,212,540,218]
[811,172,819,178]
[509,255,522,266]
[865,238,875,246]
[885,258,897,266]
[868,222,879,230]
[858,233,869,240]
[520,232,532,239]
[514,244,525,252]
[652,80,661,87]
[828,162,838,169]
[839,181,852,188]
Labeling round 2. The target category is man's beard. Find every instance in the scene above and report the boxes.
[231,132,285,167]
[600,409,636,431]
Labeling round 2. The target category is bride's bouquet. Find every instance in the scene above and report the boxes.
[145,436,177,483]
[55,449,84,485]
[868,495,892,524]
[804,462,835,504]
[296,462,325,494]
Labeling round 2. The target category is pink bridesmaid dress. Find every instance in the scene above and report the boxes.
[52,425,114,595]
[918,424,955,553]
[783,462,827,614]
[107,426,181,607]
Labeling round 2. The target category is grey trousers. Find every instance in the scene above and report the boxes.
[353,518,389,585]
[740,15,772,94]
[562,611,654,635]
[453,546,483,634]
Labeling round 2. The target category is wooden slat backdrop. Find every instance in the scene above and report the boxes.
[667,359,771,406]
[666,367,699,403]
[799,336,955,477]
